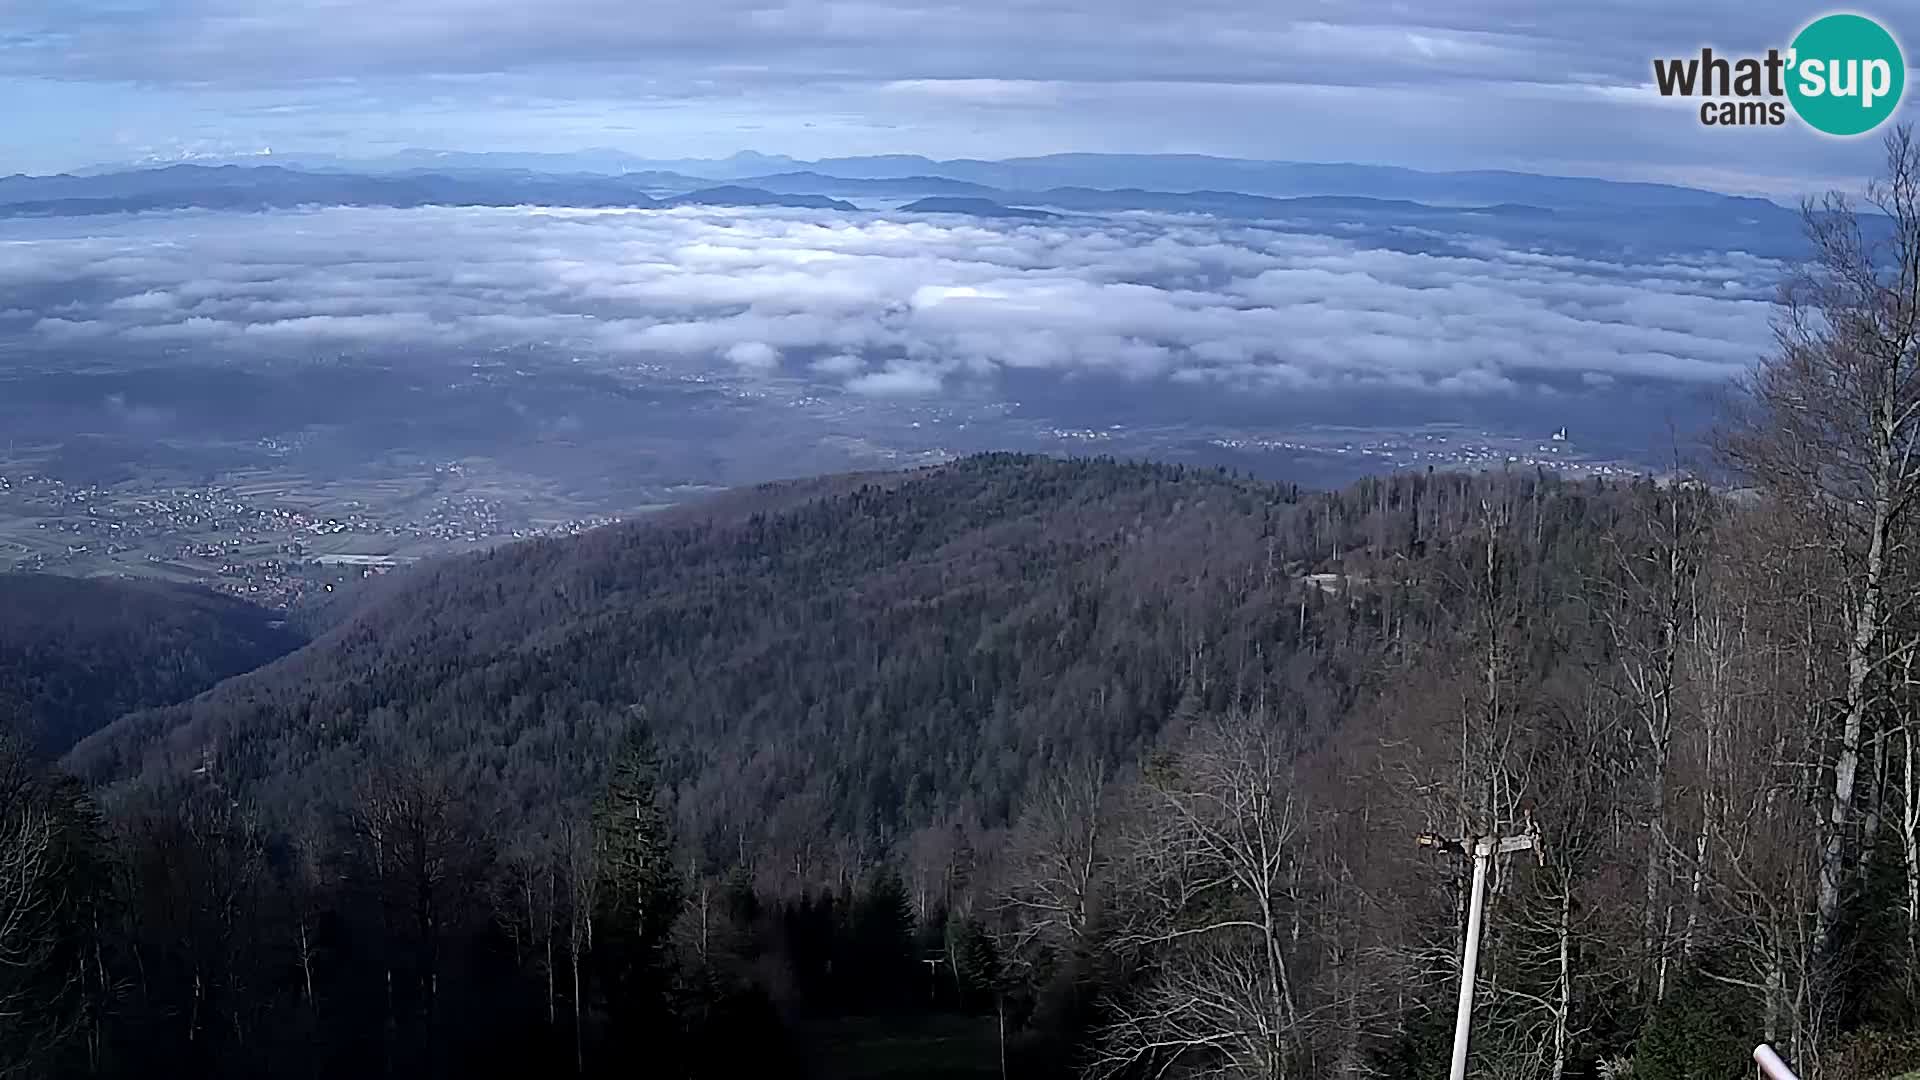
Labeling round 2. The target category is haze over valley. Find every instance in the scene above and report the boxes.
[0,154,1774,602]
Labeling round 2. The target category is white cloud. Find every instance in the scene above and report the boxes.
[0,0,1813,97]
[847,362,945,397]
[31,317,112,340]
[725,340,781,372]
[106,290,179,312]
[4,202,1783,401]
[811,353,865,375]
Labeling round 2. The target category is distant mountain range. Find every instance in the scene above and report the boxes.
[80,148,1788,212]
[726,171,998,198]
[0,167,872,218]
[0,162,1801,241]
[897,196,1061,220]
[659,185,856,211]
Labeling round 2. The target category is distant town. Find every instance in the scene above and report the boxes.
[0,465,618,608]
[1197,423,1641,479]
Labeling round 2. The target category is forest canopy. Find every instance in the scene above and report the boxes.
[0,573,303,759]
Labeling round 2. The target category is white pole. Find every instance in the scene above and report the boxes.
[1449,839,1493,1080]
[1754,1044,1799,1080]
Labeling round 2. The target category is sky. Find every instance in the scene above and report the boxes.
[2,0,1916,194]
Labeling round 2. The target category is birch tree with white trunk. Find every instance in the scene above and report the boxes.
[1720,124,1920,968]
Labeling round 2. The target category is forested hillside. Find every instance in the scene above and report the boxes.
[33,453,1642,1080]
[69,454,1482,858]
[0,574,304,757]
[6,128,1920,1080]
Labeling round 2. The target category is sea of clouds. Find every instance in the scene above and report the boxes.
[0,203,1780,404]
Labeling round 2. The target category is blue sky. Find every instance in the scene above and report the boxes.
[3,0,1915,194]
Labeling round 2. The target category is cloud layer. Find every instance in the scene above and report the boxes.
[7,1,1904,188]
[0,0,1843,90]
[0,203,1780,401]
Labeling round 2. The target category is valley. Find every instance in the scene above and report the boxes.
[0,353,1645,605]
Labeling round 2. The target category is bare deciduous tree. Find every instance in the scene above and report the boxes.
[1721,124,1920,963]
[1594,479,1712,1002]
[1092,709,1310,1079]
[994,759,1110,967]
[0,751,74,1080]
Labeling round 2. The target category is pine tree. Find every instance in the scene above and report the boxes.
[586,714,682,1066]
[591,715,679,950]
[846,870,918,1013]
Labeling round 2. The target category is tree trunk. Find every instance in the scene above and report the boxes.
[1905,716,1920,985]
[571,939,585,1077]
[298,917,315,1012]
[1259,893,1301,1051]
[1863,724,1890,873]
[1645,732,1670,1000]
[1765,934,1783,1046]
[1551,884,1573,1080]
[1682,818,1707,964]
[997,994,1008,1080]
[1820,467,1889,956]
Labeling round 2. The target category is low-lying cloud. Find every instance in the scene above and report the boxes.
[0,203,1781,402]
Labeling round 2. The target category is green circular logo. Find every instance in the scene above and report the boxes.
[1787,13,1906,136]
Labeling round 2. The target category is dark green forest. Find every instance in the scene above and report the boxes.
[0,574,304,758]
[7,128,1920,1080]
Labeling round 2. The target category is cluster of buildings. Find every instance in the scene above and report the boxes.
[0,469,632,609]
[1203,427,1635,478]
